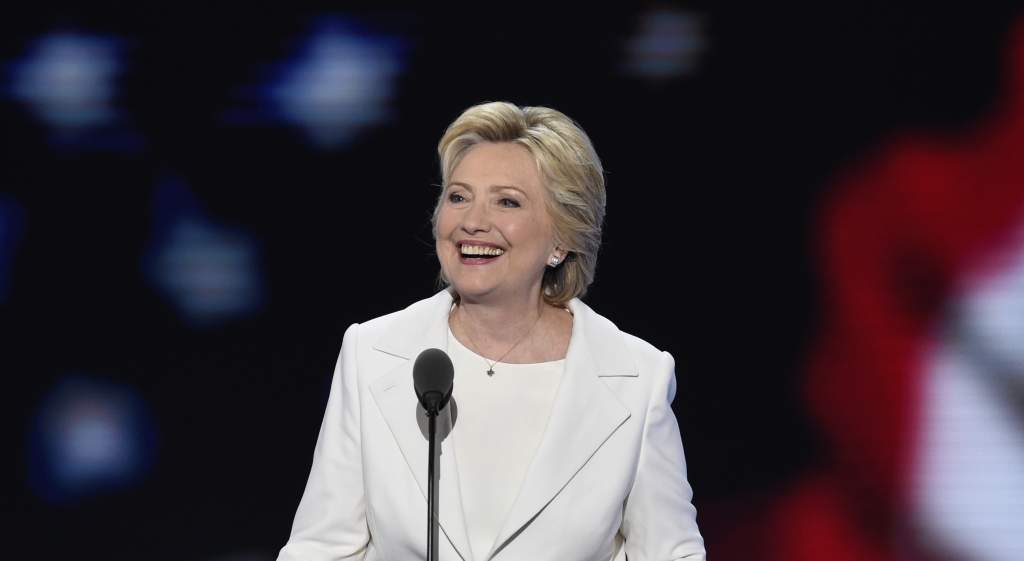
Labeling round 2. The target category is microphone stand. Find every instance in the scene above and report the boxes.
[426,403,440,561]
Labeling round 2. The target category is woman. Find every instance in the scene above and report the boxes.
[277,102,705,561]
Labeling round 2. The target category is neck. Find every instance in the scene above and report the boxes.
[455,289,546,346]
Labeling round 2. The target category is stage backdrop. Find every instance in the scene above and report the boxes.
[1,2,1022,560]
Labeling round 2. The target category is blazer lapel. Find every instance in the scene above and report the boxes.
[368,290,475,561]
[485,299,636,559]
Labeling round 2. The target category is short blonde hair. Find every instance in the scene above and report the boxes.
[433,101,606,306]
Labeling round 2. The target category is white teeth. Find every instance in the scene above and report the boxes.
[460,244,504,257]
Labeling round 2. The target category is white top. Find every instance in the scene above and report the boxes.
[447,329,565,560]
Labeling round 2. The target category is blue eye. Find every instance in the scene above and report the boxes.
[499,197,520,208]
[448,192,466,203]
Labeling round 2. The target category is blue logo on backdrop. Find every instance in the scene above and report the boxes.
[5,31,142,150]
[0,193,25,305]
[223,16,406,149]
[143,180,265,327]
[28,375,159,503]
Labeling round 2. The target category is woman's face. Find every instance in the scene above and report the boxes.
[436,142,557,304]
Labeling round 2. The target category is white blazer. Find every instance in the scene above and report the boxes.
[277,290,705,561]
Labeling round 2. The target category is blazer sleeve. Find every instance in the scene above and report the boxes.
[620,351,706,561]
[278,323,369,561]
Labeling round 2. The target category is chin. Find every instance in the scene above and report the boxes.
[450,282,496,299]
[448,277,504,300]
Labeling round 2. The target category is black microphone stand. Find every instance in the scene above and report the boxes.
[426,403,440,561]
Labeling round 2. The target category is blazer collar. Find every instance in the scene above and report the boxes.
[372,289,639,379]
[371,288,456,360]
[369,290,635,561]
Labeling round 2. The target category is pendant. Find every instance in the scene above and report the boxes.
[487,369,494,377]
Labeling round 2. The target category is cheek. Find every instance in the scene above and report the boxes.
[507,216,551,249]
[436,207,458,239]
[435,212,454,273]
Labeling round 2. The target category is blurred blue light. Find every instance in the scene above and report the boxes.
[0,193,25,305]
[28,374,158,504]
[5,31,141,149]
[224,16,405,148]
[143,180,265,327]
[8,32,120,128]
[620,9,708,80]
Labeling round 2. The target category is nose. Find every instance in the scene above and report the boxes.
[460,197,490,233]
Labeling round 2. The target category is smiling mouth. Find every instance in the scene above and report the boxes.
[459,244,505,260]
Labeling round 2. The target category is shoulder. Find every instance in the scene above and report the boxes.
[344,289,454,354]
[619,330,672,373]
[569,298,672,377]
[351,309,401,343]
[571,300,678,411]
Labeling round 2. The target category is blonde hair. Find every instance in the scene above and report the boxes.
[432,101,606,306]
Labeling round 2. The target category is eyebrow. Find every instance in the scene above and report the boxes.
[448,182,529,197]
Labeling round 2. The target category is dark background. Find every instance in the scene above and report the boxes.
[2,2,1022,559]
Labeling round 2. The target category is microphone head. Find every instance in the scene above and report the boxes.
[413,348,454,412]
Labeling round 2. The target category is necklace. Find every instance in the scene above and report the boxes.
[456,304,542,376]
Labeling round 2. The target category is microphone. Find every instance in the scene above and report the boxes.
[413,348,454,413]
[413,348,453,561]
